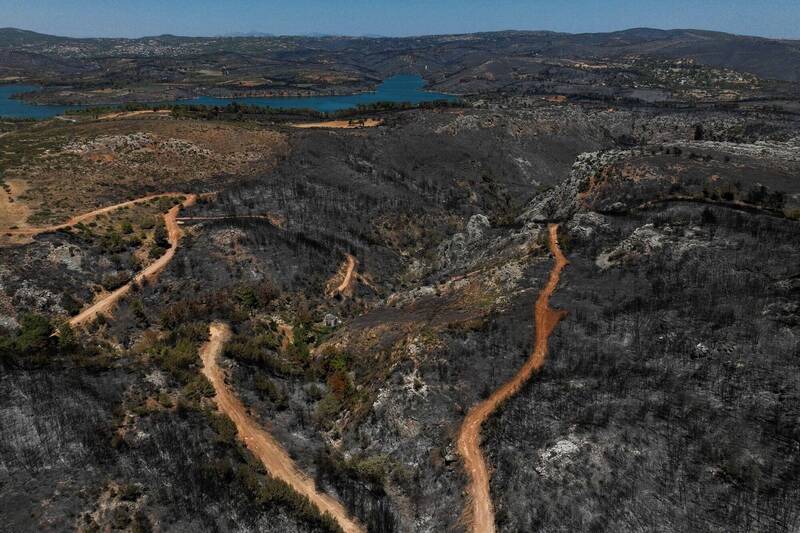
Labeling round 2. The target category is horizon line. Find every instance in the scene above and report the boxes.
[2,25,799,42]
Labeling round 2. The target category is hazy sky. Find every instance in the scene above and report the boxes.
[2,0,799,39]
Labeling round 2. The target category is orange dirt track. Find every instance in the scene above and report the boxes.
[200,322,365,533]
[457,223,568,533]
[335,254,357,295]
[5,192,189,237]
[68,194,197,328]
[326,253,357,298]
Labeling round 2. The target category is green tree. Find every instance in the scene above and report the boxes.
[57,323,78,354]
[235,286,259,309]
[153,222,169,247]
[15,314,53,356]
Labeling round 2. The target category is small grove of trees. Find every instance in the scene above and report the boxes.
[158,281,279,330]
[141,321,212,402]
[316,447,391,488]
[0,314,80,364]
[234,461,343,532]
[221,318,363,431]
[171,98,463,122]
[143,282,281,405]
[253,372,289,410]
[310,346,371,431]
[314,447,400,532]
[64,97,463,123]
[223,332,298,377]
[149,220,170,259]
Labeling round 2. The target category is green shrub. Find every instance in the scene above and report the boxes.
[148,243,167,259]
[182,374,214,401]
[151,331,206,384]
[314,393,342,429]
[157,392,173,408]
[224,334,298,376]
[316,448,391,488]
[120,221,134,234]
[153,222,169,247]
[304,383,324,401]
[101,272,130,291]
[100,231,128,254]
[208,412,238,445]
[130,298,148,323]
[139,216,156,230]
[254,373,289,410]
[61,293,83,316]
[15,314,54,355]
[57,323,78,353]
[235,286,259,309]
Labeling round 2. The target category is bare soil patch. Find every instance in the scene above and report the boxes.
[0,179,32,237]
[292,119,383,129]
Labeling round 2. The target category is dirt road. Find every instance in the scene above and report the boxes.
[199,322,364,533]
[337,254,357,294]
[327,254,358,298]
[457,224,568,533]
[99,109,170,120]
[5,192,188,237]
[291,119,383,129]
[68,194,197,328]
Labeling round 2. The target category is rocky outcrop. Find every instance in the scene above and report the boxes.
[595,223,709,270]
[518,150,631,223]
[436,214,492,270]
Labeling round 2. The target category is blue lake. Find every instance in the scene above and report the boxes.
[0,75,455,119]
[0,85,78,119]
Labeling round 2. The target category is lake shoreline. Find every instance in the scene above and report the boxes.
[0,75,458,119]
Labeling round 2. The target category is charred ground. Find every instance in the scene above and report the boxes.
[1,31,800,533]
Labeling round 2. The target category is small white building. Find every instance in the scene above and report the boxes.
[323,313,341,328]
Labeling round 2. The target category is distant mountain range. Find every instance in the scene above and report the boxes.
[222,31,275,38]
[1,26,799,82]
[222,31,387,38]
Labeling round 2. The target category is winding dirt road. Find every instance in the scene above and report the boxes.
[457,224,568,533]
[68,194,197,328]
[199,322,364,533]
[5,192,189,237]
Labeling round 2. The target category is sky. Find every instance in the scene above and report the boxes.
[2,0,799,39]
